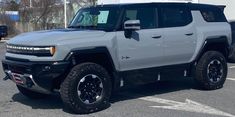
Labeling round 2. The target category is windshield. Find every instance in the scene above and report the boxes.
[69,7,121,31]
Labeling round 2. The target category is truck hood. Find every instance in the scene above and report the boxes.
[7,29,107,46]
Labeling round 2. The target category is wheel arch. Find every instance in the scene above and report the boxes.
[195,36,230,62]
[55,46,120,91]
[65,47,116,72]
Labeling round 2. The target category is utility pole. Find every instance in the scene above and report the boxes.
[64,0,67,28]
[30,0,32,7]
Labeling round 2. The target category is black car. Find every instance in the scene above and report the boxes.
[229,21,235,62]
[0,25,8,40]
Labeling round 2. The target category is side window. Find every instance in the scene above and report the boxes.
[161,7,192,28]
[124,7,156,29]
[201,11,215,22]
[201,9,227,22]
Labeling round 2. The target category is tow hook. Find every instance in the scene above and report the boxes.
[3,70,12,81]
[3,75,10,81]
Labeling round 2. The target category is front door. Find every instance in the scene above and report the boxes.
[116,6,164,71]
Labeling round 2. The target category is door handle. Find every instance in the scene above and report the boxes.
[152,36,162,39]
[185,33,194,36]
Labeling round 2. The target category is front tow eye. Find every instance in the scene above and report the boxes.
[3,70,12,81]
[3,75,10,81]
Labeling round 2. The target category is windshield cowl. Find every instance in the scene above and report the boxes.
[67,25,109,31]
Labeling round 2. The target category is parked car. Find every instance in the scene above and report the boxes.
[0,25,8,40]
[2,3,232,114]
[228,21,235,62]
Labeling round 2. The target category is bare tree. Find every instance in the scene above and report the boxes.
[66,0,97,23]
[1,0,98,33]
[70,0,97,7]
[19,0,64,30]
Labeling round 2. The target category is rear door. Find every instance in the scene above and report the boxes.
[159,5,197,65]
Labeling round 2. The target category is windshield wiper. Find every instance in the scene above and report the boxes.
[67,25,108,32]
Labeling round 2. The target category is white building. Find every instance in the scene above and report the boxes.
[97,0,235,21]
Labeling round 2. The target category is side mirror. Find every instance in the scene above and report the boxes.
[124,20,140,38]
[124,20,140,30]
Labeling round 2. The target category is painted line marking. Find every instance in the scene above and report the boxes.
[227,78,235,81]
[229,66,235,69]
[139,96,235,117]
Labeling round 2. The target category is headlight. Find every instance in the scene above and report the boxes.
[49,46,56,55]
[6,44,56,56]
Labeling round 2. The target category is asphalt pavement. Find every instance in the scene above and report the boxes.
[0,42,235,117]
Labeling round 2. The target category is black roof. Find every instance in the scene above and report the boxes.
[94,2,220,10]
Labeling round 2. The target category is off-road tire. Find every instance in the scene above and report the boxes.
[60,63,112,114]
[17,85,48,99]
[195,51,227,90]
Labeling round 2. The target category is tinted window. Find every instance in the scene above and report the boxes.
[161,7,192,28]
[201,8,227,22]
[124,7,156,29]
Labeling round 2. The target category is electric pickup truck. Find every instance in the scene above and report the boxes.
[2,3,232,114]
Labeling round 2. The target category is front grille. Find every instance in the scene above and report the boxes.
[6,44,53,56]
[7,44,34,54]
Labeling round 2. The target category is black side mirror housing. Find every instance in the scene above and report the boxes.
[124,20,140,38]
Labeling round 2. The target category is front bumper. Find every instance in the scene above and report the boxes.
[2,58,70,94]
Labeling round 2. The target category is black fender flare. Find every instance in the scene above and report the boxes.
[64,46,116,70]
[195,36,230,62]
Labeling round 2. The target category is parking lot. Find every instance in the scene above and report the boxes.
[0,42,235,117]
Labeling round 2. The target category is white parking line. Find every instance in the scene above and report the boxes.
[227,78,235,81]
[139,96,235,117]
[229,66,235,69]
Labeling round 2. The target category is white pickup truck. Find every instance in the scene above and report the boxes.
[2,2,232,114]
